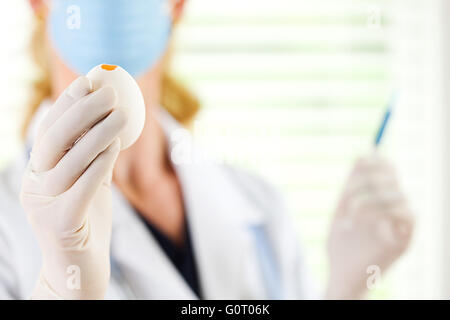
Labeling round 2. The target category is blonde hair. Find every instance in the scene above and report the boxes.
[22,16,200,139]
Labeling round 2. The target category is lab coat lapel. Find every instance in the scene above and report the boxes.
[175,162,264,299]
[163,111,267,299]
[109,185,197,299]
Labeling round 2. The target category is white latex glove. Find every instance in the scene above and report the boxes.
[20,76,127,299]
[325,153,414,299]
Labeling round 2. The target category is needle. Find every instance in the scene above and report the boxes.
[374,93,397,147]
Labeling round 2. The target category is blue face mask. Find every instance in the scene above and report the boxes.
[48,0,172,77]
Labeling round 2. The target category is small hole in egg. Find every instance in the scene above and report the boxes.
[101,64,118,71]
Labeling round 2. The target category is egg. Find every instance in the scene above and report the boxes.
[86,64,146,150]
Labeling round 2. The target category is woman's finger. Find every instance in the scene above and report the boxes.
[344,173,398,198]
[35,76,92,145]
[63,138,121,231]
[42,109,127,196]
[347,189,407,217]
[31,86,118,173]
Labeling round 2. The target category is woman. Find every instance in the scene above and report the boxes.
[0,0,413,299]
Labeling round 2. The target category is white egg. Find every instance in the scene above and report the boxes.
[86,64,146,150]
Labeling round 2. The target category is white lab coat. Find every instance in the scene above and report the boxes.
[0,105,316,299]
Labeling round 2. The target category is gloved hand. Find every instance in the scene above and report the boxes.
[325,153,414,299]
[20,76,127,299]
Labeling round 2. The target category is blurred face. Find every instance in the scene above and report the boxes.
[30,0,186,78]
